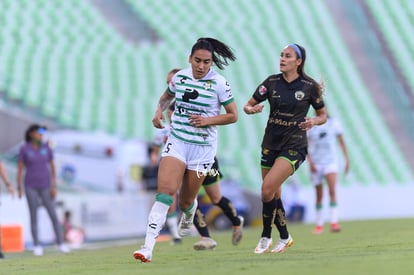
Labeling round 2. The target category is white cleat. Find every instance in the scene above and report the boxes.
[232,216,244,245]
[271,234,293,253]
[133,246,152,263]
[254,237,272,254]
[193,237,217,250]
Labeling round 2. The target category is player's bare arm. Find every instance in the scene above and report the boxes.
[152,90,175,129]
[243,98,264,114]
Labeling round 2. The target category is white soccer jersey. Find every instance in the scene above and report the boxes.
[167,67,234,146]
[307,118,343,165]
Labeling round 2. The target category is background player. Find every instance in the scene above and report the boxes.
[307,114,350,234]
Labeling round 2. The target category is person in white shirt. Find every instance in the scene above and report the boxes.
[307,116,350,234]
[133,37,237,263]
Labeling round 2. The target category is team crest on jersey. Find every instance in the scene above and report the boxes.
[203,81,212,90]
[262,148,270,155]
[294,91,305,100]
[259,85,268,96]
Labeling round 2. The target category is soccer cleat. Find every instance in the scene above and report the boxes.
[254,237,272,254]
[172,238,182,245]
[271,234,293,253]
[193,237,217,250]
[232,216,244,245]
[312,225,324,234]
[133,246,152,263]
[330,223,341,233]
[59,244,71,253]
[178,200,198,237]
[33,246,44,256]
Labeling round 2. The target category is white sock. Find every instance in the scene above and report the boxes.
[183,199,198,220]
[144,201,170,251]
[330,205,339,224]
[316,207,324,227]
[166,215,180,239]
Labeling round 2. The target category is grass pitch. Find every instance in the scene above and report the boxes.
[1,218,413,275]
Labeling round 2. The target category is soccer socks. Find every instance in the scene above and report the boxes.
[144,193,173,251]
[215,196,241,226]
[261,199,277,238]
[193,206,211,238]
[330,202,339,224]
[274,198,289,239]
[166,212,181,240]
[315,204,324,227]
[181,200,198,219]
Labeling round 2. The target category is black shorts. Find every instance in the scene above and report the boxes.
[261,148,307,172]
[202,157,222,186]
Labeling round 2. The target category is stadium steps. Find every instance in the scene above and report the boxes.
[365,0,414,94]
[0,0,412,191]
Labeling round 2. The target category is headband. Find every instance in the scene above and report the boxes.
[288,44,302,59]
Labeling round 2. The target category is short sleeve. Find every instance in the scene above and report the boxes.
[310,85,324,110]
[167,73,178,96]
[218,79,234,106]
[18,145,25,163]
[252,77,271,103]
[332,118,344,136]
[46,144,54,161]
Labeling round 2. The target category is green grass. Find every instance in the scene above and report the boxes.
[1,219,414,275]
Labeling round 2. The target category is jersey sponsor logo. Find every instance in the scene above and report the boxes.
[258,85,268,96]
[183,88,199,102]
[268,118,298,127]
[295,90,305,100]
[271,90,279,98]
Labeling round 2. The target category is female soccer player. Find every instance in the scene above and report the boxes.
[244,44,327,254]
[307,115,350,234]
[134,37,237,262]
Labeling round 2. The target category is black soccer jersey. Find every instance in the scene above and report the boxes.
[252,73,325,151]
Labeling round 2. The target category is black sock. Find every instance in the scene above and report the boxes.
[215,196,241,226]
[193,206,210,238]
[274,198,289,239]
[261,199,277,238]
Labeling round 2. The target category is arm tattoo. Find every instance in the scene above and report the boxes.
[158,93,173,111]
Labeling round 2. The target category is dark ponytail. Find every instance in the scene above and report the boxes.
[191,37,236,70]
[294,44,323,96]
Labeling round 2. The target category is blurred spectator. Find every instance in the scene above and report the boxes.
[62,210,85,247]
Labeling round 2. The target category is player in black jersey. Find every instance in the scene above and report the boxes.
[192,157,244,250]
[244,43,327,254]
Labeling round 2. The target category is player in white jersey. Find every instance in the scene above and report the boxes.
[134,37,237,263]
[148,69,182,245]
[307,116,350,234]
